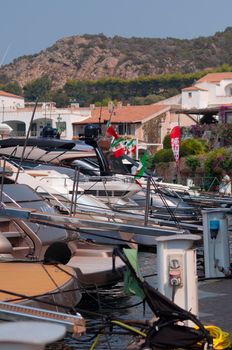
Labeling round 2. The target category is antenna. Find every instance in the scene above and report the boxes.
[0,44,11,67]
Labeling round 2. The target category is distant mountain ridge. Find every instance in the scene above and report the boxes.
[1,27,232,89]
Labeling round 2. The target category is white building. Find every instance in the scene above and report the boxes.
[0,91,24,119]
[181,72,232,109]
[0,98,90,139]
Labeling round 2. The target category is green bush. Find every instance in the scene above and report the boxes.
[146,153,157,170]
[220,124,232,146]
[185,155,200,177]
[204,148,232,179]
[163,134,171,149]
[153,149,174,163]
[203,148,232,190]
[180,138,206,157]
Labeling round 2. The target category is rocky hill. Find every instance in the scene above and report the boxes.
[1,27,232,89]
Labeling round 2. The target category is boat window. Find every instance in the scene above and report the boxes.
[71,158,100,176]
[2,184,43,203]
[34,164,87,181]
[109,156,129,174]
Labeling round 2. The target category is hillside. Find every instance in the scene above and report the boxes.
[1,27,232,89]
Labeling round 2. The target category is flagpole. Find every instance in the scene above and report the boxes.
[176,160,180,184]
[98,105,102,134]
[105,104,115,137]
[170,126,181,184]
[144,175,151,226]
[136,138,139,160]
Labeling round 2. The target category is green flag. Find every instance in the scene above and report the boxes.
[135,152,147,178]
[123,248,145,299]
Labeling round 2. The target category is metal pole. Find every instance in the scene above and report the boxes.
[136,138,139,160]
[144,176,151,226]
[0,157,6,204]
[70,167,78,215]
[73,167,80,215]
[15,99,38,183]
[2,101,4,123]
[45,103,47,126]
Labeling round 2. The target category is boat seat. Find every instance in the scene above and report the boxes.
[0,232,32,256]
[0,218,11,223]
[25,170,49,177]
[0,233,13,254]
[1,231,22,238]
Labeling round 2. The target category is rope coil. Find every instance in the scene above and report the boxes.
[196,325,231,350]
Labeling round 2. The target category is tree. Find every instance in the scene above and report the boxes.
[0,74,10,85]
[51,89,69,108]
[23,75,52,101]
[2,82,22,96]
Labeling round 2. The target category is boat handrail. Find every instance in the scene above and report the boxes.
[34,185,71,215]
[0,192,42,258]
[80,175,135,183]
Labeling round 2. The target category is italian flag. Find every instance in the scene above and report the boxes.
[135,152,147,178]
[126,139,137,157]
[106,122,119,139]
[111,137,125,158]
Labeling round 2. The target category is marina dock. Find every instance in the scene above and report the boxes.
[199,278,232,337]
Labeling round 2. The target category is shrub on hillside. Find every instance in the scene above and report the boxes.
[23,75,52,101]
[153,149,174,163]
[180,139,206,157]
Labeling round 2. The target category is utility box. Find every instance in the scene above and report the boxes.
[202,209,230,278]
[156,234,201,318]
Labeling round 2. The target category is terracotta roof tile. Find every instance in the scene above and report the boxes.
[74,105,169,125]
[182,86,208,92]
[0,90,23,99]
[197,72,232,83]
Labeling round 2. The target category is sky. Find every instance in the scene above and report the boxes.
[1,0,232,65]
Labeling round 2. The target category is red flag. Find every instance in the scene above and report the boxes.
[106,124,119,139]
[170,126,180,164]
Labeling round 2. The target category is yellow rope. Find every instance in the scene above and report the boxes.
[205,325,231,350]
[196,325,231,349]
[89,333,101,350]
[111,320,147,337]
[89,321,231,350]
[88,320,146,349]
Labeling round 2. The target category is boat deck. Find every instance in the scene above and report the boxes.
[0,262,79,307]
[68,250,125,286]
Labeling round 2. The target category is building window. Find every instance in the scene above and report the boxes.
[129,124,135,135]
[118,123,135,135]
[225,84,232,96]
[188,92,192,98]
